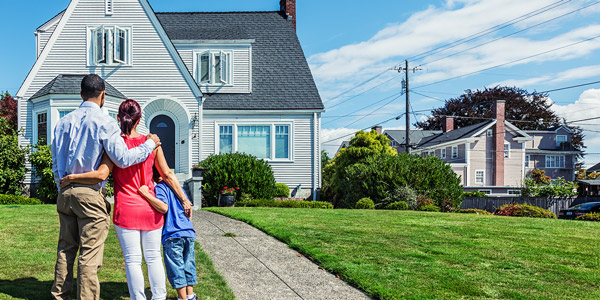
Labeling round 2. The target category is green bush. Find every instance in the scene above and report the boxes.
[383,186,418,209]
[418,204,441,212]
[494,203,557,219]
[0,118,26,195]
[386,201,409,210]
[463,191,489,198]
[355,197,375,209]
[576,212,600,221]
[274,183,290,198]
[459,209,492,215]
[200,153,277,206]
[0,194,42,205]
[235,198,333,209]
[29,144,57,203]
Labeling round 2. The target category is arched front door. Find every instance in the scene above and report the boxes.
[150,115,176,169]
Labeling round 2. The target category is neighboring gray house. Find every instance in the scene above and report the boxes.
[17,0,324,199]
[413,100,581,196]
[383,129,440,153]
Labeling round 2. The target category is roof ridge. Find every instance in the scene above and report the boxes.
[156,11,281,14]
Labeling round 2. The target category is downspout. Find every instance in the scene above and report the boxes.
[313,112,318,201]
[465,142,470,186]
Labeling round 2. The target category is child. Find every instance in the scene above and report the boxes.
[138,167,197,300]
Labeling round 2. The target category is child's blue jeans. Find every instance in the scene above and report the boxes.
[163,237,197,289]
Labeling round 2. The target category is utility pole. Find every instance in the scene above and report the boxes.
[394,60,421,153]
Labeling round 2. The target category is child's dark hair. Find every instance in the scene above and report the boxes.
[152,166,161,183]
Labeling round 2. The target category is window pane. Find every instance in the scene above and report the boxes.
[95,28,106,64]
[200,54,209,82]
[221,52,228,83]
[214,54,221,83]
[115,28,126,63]
[37,112,47,145]
[238,126,270,159]
[275,125,289,159]
[219,126,233,154]
[504,144,509,158]
[59,110,74,119]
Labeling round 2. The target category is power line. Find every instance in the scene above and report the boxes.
[342,95,402,128]
[539,79,600,93]
[324,69,390,105]
[411,90,445,102]
[321,113,406,145]
[326,73,399,110]
[323,92,403,125]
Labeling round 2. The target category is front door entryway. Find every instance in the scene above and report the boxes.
[150,114,176,169]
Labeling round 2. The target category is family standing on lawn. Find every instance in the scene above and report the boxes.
[51,74,198,300]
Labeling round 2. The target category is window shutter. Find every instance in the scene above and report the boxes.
[114,26,126,64]
[94,26,106,64]
[220,51,229,84]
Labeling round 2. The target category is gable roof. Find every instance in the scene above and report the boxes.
[156,11,324,111]
[418,121,495,148]
[588,162,600,173]
[30,74,126,100]
[384,130,441,145]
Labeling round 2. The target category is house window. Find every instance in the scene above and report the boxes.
[546,155,565,168]
[109,112,118,121]
[219,125,233,154]
[478,189,492,195]
[508,190,521,195]
[452,146,458,159]
[556,135,567,147]
[428,151,435,156]
[504,143,510,158]
[275,125,290,159]
[238,126,270,159]
[36,112,48,145]
[475,170,484,184]
[196,51,232,85]
[486,129,493,137]
[441,148,446,159]
[59,110,74,119]
[105,0,113,15]
[525,155,531,168]
[89,26,131,65]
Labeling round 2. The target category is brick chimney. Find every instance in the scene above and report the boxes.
[443,116,454,132]
[372,126,382,134]
[280,0,296,30]
[493,100,506,186]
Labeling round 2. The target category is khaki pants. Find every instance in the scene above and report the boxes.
[51,185,111,300]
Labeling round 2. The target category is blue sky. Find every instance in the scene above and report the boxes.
[2,0,600,165]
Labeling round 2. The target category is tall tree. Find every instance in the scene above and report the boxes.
[0,91,18,134]
[416,86,585,164]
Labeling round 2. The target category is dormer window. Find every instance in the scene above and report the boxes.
[88,26,131,66]
[195,50,232,85]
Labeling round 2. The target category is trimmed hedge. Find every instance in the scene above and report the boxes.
[274,183,290,198]
[355,198,375,209]
[386,201,409,210]
[0,194,42,205]
[235,199,333,209]
[459,209,492,215]
[418,204,441,212]
[494,203,557,219]
[576,212,600,221]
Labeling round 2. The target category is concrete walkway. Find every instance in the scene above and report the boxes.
[193,210,372,300]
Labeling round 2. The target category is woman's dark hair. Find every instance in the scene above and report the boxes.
[118,99,142,135]
[81,74,105,100]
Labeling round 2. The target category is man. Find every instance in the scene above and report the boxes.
[50,74,160,300]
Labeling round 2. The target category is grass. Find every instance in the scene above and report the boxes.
[207,207,600,300]
[0,205,234,300]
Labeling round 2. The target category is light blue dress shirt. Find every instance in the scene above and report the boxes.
[51,101,156,190]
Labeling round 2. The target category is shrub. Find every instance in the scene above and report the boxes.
[459,209,492,215]
[386,201,409,210]
[0,118,26,195]
[235,198,333,209]
[418,204,441,212]
[355,197,375,209]
[576,212,600,221]
[494,203,557,219]
[416,195,433,209]
[463,191,488,198]
[200,153,277,206]
[29,144,57,203]
[274,183,290,198]
[383,186,418,209]
[0,194,42,205]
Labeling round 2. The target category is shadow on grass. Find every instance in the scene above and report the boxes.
[0,277,129,300]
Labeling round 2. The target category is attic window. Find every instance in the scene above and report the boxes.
[195,50,232,85]
[106,0,113,15]
[89,26,131,66]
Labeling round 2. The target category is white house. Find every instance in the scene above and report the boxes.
[17,0,324,200]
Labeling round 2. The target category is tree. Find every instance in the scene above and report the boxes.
[29,144,57,203]
[415,86,585,165]
[0,118,26,195]
[321,150,331,169]
[0,91,18,134]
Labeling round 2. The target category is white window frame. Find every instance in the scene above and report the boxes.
[525,155,531,168]
[451,145,458,159]
[105,0,113,15]
[504,143,510,158]
[113,26,128,64]
[193,50,233,85]
[556,135,567,147]
[87,25,132,66]
[545,155,565,169]
[215,122,294,162]
[441,148,446,159]
[428,150,435,156]
[478,189,492,195]
[475,170,485,184]
[508,190,521,195]
[486,129,493,137]
[33,108,49,145]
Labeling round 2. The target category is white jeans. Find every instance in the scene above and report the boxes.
[114,225,166,300]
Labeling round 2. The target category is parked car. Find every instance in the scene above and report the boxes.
[558,202,600,219]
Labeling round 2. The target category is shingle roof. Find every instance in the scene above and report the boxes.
[384,130,441,145]
[588,162,600,173]
[418,121,494,148]
[577,179,600,186]
[30,74,126,100]
[155,11,324,110]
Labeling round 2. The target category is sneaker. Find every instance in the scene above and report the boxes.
[187,294,197,300]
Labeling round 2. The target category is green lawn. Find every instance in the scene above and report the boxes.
[0,205,234,300]
[207,207,600,300]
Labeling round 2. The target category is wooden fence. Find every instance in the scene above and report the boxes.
[461,196,600,215]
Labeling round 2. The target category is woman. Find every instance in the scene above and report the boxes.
[61,99,192,300]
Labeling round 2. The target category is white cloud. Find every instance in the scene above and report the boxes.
[321,127,360,156]
[491,64,600,87]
